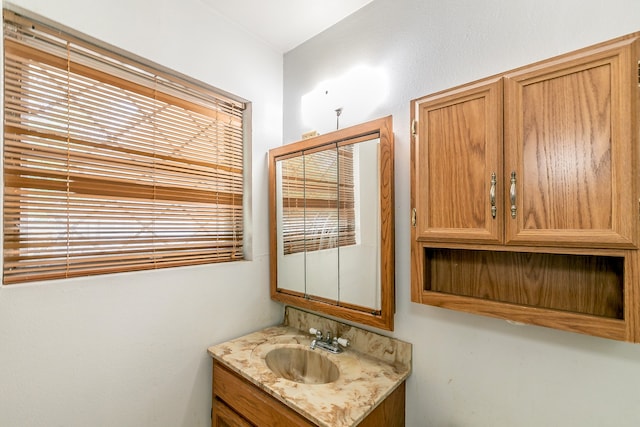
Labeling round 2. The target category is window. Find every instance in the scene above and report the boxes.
[3,10,247,284]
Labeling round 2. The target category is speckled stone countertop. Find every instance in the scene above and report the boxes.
[208,306,412,427]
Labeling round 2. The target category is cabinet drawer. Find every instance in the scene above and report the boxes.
[213,361,315,427]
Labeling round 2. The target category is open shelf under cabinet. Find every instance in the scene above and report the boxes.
[414,247,637,341]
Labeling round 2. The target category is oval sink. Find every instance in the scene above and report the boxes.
[265,347,339,384]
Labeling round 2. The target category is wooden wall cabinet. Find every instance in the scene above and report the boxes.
[411,32,640,342]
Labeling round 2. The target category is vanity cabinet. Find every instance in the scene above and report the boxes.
[212,360,406,427]
[212,361,314,426]
[410,32,640,342]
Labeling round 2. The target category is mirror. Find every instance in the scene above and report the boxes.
[269,116,394,330]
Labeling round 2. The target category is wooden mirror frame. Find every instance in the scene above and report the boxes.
[268,116,395,330]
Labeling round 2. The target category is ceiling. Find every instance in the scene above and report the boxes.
[199,0,374,53]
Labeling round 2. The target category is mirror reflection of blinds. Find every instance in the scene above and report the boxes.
[3,10,246,284]
[280,145,355,255]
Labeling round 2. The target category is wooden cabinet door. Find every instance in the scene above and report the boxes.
[212,399,253,427]
[213,361,315,427]
[412,77,503,244]
[504,36,639,248]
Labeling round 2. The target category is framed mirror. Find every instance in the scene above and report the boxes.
[269,116,394,330]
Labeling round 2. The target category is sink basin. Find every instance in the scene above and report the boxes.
[265,347,340,384]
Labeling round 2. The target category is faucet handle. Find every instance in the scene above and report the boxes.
[336,337,349,348]
[309,328,322,338]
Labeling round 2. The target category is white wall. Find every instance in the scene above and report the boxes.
[0,1,283,426]
[284,1,640,426]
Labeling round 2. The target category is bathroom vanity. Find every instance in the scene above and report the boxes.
[208,307,411,426]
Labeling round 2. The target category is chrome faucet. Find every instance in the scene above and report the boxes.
[309,328,349,354]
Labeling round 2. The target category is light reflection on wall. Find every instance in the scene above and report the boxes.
[301,64,389,135]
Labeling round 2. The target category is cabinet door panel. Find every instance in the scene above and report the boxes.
[413,78,503,244]
[504,37,638,248]
[212,398,253,427]
[213,362,314,427]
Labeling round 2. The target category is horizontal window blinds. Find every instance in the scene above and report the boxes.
[3,10,246,284]
[280,145,355,255]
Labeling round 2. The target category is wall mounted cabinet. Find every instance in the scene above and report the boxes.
[269,117,395,331]
[411,32,640,342]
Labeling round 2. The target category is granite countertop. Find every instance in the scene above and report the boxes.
[207,307,412,427]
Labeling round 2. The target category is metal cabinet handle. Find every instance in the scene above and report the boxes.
[510,171,517,219]
[490,172,497,219]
